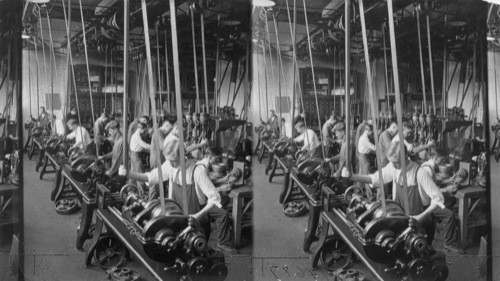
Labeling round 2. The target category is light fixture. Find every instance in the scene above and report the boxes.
[252,0,275,7]
[25,0,51,3]
[483,0,500,4]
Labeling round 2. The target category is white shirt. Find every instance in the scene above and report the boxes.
[67,126,92,149]
[53,119,65,136]
[130,130,151,153]
[358,131,376,154]
[392,134,414,152]
[146,159,222,208]
[294,129,320,151]
[369,161,445,209]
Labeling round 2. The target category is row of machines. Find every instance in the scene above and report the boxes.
[25,122,230,281]
[257,124,450,281]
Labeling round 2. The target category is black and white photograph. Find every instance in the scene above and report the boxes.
[0,0,499,280]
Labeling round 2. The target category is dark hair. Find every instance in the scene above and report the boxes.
[365,124,373,131]
[52,114,57,119]
[161,115,177,126]
[67,119,78,126]
[137,122,147,129]
[204,146,221,157]
[296,122,305,129]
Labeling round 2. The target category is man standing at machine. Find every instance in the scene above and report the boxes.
[94,112,110,154]
[119,146,237,254]
[294,121,321,158]
[357,124,377,195]
[66,119,93,154]
[98,120,123,177]
[129,122,151,186]
[322,114,338,158]
[342,141,463,253]
[378,121,399,167]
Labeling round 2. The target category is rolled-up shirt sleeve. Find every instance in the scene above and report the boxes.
[146,162,173,186]
[194,167,222,208]
[369,164,395,187]
[417,168,445,209]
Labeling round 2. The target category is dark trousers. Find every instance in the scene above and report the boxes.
[201,205,233,246]
[431,195,458,245]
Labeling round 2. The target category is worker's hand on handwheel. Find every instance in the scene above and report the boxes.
[118,165,128,176]
[341,167,351,178]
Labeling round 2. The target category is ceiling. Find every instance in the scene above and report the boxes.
[17,0,251,69]
[252,0,489,68]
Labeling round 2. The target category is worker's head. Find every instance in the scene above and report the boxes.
[419,114,426,124]
[401,122,412,138]
[295,122,306,134]
[140,116,150,127]
[40,106,46,113]
[365,124,374,137]
[270,110,276,116]
[386,141,408,169]
[335,125,346,139]
[137,122,148,137]
[160,115,177,136]
[329,114,336,123]
[193,113,199,122]
[429,148,447,166]
[388,121,398,136]
[51,114,57,121]
[66,119,78,131]
[204,146,222,166]
[105,120,120,138]
[185,111,193,121]
[300,111,306,118]
[70,107,77,114]
[101,112,109,121]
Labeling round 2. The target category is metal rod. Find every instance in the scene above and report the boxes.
[291,0,297,136]
[272,14,283,133]
[426,15,436,114]
[169,0,189,215]
[37,7,48,83]
[140,0,166,215]
[359,0,387,215]
[303,0,325,158]
[156,22,162,117]
[165,30,171,113]
[416,10,427,114]
[262,42,269,120]
[387,0,410,215]
[345,0,352,172]
[214,14,220,115]
[122,0,130,171]
[441,15,447,116]
[190,6,200,112]
[201,11,209,113]
[382,22,390,101]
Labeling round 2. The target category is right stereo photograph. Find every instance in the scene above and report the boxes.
[251,0,497,280]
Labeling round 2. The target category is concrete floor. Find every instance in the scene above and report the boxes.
[253,153,483,281]
[20,154,252,281]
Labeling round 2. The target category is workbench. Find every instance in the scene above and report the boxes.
[454,186,487,249]
[55,166,98,250]
[228,185,252,248]
[286,169,322,253]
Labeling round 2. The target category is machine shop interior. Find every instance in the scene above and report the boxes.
[0,0,500,280]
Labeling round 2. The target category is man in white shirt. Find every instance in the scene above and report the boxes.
[294,122,321,157]
[129,122,151,185]
[342,141,461,252]
[357,124,376,194]
[66,119,92,152]
[120,146,237,254]
[51,115,65,137]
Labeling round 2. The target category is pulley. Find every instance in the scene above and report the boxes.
[319,236,353,271]
[54,197,80,215]
[107,267,140,281]
[187,257,210,281]
[209,262,229,281]
[337,269,366,281]
[70,155,98,183]
[283,200,308,217]
[120,184,144,202]
[296,158,323,185]
[93,236,127,269]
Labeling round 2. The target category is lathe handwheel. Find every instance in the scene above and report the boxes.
[187,257,210,281]
[320,236,353,271]
[283,200,308,217]
[344,185,364,204]
[107,267,140,281]
[120,184,144,201]
[337,269,365,281]
[208,262,229,281]
[54,197,80,215]
[93,236,127,269]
